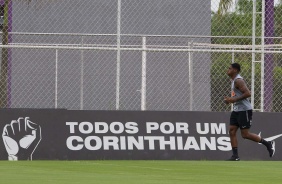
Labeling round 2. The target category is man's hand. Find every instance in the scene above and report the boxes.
[2,117,41,161]
[224,97,236,104]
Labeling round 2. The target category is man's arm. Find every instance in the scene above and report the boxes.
[224,79,251,104]
[233,79,251,101]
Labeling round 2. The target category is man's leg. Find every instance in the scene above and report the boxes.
[238,110,275,157]
[240,129,260,142]
[240,129,275,157]
[230,125,239,148]
[228,125,240,160]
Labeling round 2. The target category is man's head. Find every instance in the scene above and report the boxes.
[227,63,241,77]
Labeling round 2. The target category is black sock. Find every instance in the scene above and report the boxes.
[232,147,238,156]
[259,138,270,147]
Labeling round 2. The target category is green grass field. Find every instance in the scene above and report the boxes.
[1,161,282,184]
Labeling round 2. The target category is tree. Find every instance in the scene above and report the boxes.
[212,0,282,112]
[218,0,262,15]
[218,0,233,15]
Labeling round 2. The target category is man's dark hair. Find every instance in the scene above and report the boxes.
[231,63,241,72]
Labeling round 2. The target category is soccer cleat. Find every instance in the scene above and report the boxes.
[267,141,275,157]
[227,155,240,161]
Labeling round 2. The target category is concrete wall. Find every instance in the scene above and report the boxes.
[8,0,211,110]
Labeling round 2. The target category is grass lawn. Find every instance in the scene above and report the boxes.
[0,161,282,184]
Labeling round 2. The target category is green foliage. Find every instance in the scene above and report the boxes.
[211,12,261,44]
[210,52,262,111]
[210,53,231,111]
[217,0,262,15]
[237,0,262,14]
[274,5,282,37]
[273,67,282,112]
[211,3,282,112]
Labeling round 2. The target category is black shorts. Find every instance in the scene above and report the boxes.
[230,110,252,129]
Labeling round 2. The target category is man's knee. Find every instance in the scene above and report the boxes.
[229,127,237,136]
[241,130,249,139]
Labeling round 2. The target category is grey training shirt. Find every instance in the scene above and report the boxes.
[231,74,253,112]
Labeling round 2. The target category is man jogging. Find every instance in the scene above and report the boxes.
[225,63,275,161]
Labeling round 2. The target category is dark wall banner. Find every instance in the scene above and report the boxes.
[0,109,281,160]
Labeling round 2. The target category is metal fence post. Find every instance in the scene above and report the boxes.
[80,36,84,110]
[261,0,265,112]
[231,49,234,111]
[55,46,58,109]
[141,37,147,111]
[251,0,256,110]
[188,42,193,111]
[116,0,121,110]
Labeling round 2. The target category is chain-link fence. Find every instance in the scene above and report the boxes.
[0,0,282,112]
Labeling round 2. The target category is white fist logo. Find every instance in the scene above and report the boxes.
[2,117,42,161]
